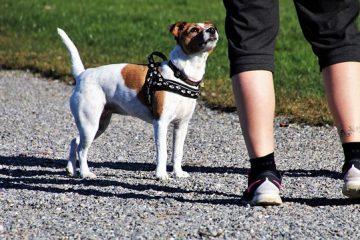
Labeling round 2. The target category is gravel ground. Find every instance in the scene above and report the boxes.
[1,70,359,239]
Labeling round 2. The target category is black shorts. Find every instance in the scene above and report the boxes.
[224,0,360,76]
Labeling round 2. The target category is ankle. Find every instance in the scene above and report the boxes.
[250,152,276,173]
[342,142,360,162]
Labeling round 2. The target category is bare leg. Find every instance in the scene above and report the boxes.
[231,70,275,158]
[322,62,360,143]
[323,61,360,198]
[232,70,282,205]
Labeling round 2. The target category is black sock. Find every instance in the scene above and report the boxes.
[342,142,360,162]
[250,152,276,173]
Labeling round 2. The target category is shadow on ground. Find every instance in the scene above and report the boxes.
[1,155,358,207]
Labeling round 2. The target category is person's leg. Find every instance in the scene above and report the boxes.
[323,62,360,198]
[322,62,360,143]
[231,70,275,159]
[224,0,282,205]
[233,71,283,205]
[295,0,360,198]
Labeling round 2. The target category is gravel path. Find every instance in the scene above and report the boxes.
[1,70,359,239]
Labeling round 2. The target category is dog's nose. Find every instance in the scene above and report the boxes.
[206,27,216,35]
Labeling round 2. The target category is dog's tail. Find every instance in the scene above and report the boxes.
[57,28,85,79]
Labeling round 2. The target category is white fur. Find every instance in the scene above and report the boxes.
[57,24,218,180]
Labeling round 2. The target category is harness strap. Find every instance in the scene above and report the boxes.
[151,79,200,98]
[168,60,202,87]
[148,51,168,65]
[144,52,200,111]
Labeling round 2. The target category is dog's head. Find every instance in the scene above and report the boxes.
[169,21,218,55]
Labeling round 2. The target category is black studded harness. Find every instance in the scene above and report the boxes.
[144,52,201,110]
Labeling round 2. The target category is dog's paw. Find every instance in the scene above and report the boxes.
[174,170,190,178]
[80,171,97,179]
[66,164,78,177]
[66,168,78,177]
[156,172,170,181]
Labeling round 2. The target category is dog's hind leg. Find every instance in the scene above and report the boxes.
[76,116,101,179]
[67,136,79,177]
[94,108,112,140]
[76,113,103,179]
[71,90,105,179]
[69,108,110,178]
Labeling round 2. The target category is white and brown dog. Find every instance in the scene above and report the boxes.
[57,21,218,180]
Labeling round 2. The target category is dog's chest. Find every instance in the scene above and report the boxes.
[159,91,197,120]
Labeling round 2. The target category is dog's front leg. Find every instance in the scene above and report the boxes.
[153,120,169,180]
[172,120,190,178]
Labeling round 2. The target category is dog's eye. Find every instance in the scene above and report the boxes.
[190,27,200,33]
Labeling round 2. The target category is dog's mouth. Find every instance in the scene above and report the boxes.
[199,36,218,46]
[183,29,218,54]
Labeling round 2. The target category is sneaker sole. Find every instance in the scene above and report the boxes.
[250,194,282,206]
[342,181,360,199]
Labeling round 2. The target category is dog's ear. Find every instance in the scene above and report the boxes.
[204,21,217,31]
[169,21,187,41]
[204,21,214,26]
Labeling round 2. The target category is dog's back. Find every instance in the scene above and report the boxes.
[74,63,154,122]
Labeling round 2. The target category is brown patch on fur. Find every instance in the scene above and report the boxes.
[204,21,215,27]
[152,91,166,120]
[121,64,148,105]
[121,64,165,118]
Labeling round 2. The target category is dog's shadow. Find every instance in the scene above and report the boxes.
[0,155,358,206]
[0,155,244,205]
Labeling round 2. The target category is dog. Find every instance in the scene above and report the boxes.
[57,21,218,180]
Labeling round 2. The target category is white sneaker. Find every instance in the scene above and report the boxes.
[243,170,282,206]
[342,160,360,199]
